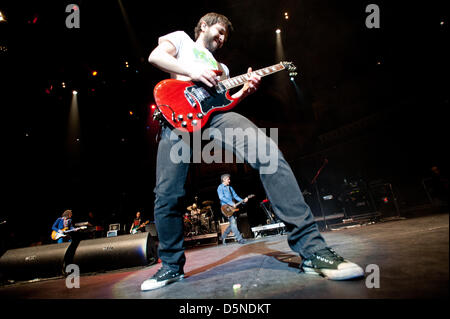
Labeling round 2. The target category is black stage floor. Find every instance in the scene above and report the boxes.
[0,210,448,301]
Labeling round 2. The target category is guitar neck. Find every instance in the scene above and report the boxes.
[66,227,83,233]
[236,197,249,207]
[235,200,245,207]
[220,63,286,90]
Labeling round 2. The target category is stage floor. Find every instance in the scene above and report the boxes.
[0,210,448,300]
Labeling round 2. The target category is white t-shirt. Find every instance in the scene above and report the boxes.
[158,31,230,81]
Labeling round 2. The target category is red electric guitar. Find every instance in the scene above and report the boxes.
[152,61,297,132]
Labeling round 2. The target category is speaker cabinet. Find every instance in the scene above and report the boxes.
[72,232,156,274]
[0,242,71,281]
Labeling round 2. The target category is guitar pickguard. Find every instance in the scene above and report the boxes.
[185,83,233,114]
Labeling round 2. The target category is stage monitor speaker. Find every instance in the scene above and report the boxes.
[0,242,71,281]
[72,232,156,274]
[144,223,158,237]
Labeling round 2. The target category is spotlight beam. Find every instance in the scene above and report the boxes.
[117,0,144,63]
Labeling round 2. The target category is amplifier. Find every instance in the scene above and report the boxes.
[107,230,118,237]
[0,243,71,280]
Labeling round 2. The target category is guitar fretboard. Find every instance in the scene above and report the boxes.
[220,63,285,90]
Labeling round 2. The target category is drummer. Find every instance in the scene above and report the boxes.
[190,203,201,217]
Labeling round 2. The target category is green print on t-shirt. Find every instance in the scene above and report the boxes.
[193,47,218,69]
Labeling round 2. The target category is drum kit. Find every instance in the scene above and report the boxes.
[183,200,217,236]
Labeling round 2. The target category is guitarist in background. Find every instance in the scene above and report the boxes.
[130,211,145,234]
[141,12,364,291]
[217,174,247,245]
[51,210,74,244]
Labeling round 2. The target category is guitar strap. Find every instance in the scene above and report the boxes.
[228,186,236,204]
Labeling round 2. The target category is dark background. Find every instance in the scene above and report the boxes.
[1,0,448,247]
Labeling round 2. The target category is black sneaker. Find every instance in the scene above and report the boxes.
[301,247,364,280]
[141,267,184,291]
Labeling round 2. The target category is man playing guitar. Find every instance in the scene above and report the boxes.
[140,12,364,291]
[217,174,248,245]
[130,211,148,234]
[51,209,74,244]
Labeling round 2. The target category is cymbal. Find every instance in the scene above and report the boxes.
[201,206,211,213]
[202,200,214,205]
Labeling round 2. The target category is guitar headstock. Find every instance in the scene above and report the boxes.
[280,61,298,78]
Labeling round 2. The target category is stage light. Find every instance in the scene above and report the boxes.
[62,82,66,88]
[275,29,281,34]
[92,71,98,76]
[125,61,129,68]
[0,11,6,23]
[150,104,156,110]
[129,110,133,115]
[440,21,444,25]
[72,90,78,95]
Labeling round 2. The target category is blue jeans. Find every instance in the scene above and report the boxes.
[222,215,243,241]
[57,236,71,244]
[153,112,327,272]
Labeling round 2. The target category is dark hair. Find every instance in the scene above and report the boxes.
[194,12,234,40]
[221,174,230,182]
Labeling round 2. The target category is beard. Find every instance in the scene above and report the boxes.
[203,32,220,52]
